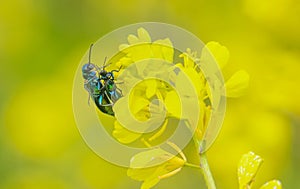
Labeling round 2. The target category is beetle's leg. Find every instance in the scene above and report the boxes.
[84,82,92,106]
[116,87,123,96]
[114,81,124,84]
[104,90,114,104]
[111,65,123,73]
[87,95,91,106]
[99,91,114,107]
[98,95,103,105]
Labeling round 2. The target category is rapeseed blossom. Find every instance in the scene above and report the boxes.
[113,28,249,145]
[108,27,250,189]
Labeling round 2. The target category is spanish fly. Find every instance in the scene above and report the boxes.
[82,44,122,116]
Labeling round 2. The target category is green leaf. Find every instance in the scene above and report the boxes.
[238,151,264,189]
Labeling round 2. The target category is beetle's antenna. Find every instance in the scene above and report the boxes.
[103,56,107,69]
[88,44,94,65]
[96,56,111,71]
[111,65,123,73]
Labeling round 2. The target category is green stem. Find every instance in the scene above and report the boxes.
[200,153,216,189]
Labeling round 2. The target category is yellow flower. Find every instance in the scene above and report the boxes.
[238,151,283,189]
[113,28,251,153]
[127,145,187,189]
[238,151,264,189]
[200,41,250,98]
[113,28,249,148]
[96,27,252,189]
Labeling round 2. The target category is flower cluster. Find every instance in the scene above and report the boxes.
[238,151,282,189]
[112,28,249,146]
[104,27,252,189]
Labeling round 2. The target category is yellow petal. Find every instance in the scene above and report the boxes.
[128,34,139,44]
[145,79,157,99]
[130,148,172,168]
[164,90,181,118]
[137,27,151,43]
[172,67,200,123]
[128,149,185,189]
[200,41,230,69]
[128,44,152,65]
[113,95,147,128]
[151,43,165,60]
[225,70,250,98]
[129,96,150,115]
[153,38,174,62]
[259,180,282,189]
[148,119,168,142]
[112,121,142,144]
[116,56,133,68]
[119,43,130,51]
[141,176,160,189]
[127,166,158,181]
[184,67,203,97]
[238,151,264,188]
[180,48,195,68]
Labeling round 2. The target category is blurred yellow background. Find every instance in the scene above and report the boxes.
[0,0,299,188]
